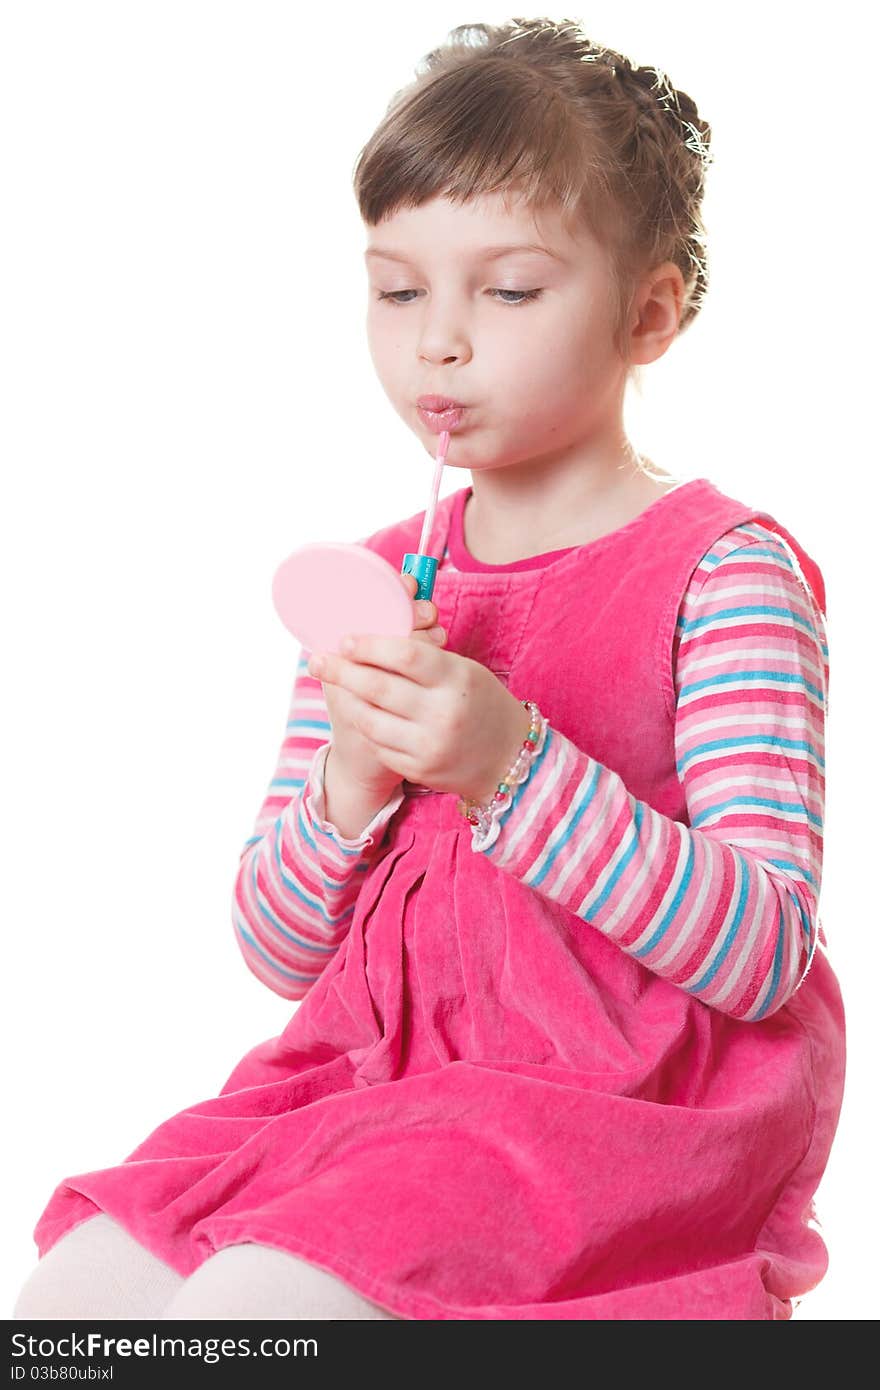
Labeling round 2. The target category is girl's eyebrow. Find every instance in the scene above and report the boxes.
[365,243,565,264]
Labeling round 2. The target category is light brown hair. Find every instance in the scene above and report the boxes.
[352,17,713,379]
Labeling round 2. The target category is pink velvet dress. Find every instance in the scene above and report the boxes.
[32,477,846,1319]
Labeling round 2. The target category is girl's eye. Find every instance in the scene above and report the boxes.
[375,288,543,307]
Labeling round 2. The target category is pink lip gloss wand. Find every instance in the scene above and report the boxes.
[401,430,449,602]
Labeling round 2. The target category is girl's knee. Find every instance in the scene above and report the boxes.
[13,1215,106,1319]
[160,1242,397,1320]
[12,1213,183,1320]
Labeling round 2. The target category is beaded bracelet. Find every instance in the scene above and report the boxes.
[455,700,548,849]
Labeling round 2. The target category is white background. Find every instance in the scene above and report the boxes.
[2,1,875,1320]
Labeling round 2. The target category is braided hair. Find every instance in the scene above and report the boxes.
[353,18,714,372]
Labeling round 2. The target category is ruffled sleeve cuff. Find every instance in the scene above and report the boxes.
[304,741,406,850]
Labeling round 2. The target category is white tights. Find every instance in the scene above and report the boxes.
[12,1213,398,1320]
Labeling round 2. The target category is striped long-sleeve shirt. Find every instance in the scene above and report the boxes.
[232,519,828,1022]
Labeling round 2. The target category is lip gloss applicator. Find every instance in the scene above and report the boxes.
[400,429,450,602]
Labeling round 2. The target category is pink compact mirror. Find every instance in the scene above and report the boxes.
[272,544,414,655]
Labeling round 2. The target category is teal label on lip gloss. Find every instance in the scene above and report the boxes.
[401,552,438,602]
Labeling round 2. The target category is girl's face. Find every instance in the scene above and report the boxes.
[364,190,632,475]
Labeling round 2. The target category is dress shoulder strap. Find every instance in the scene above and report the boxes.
[749,510,827,618]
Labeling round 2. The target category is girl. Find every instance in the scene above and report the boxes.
[15,18,845,1321]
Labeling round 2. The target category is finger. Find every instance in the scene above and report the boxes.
[400,573,438,627]
[336,633,436,683]
[344,689,416,758]
[308,648,420,715]
[413,597,439,628]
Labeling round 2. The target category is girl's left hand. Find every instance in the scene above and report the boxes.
[307,633,534,804]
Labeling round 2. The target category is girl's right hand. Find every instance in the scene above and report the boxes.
[315,572,447,801]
